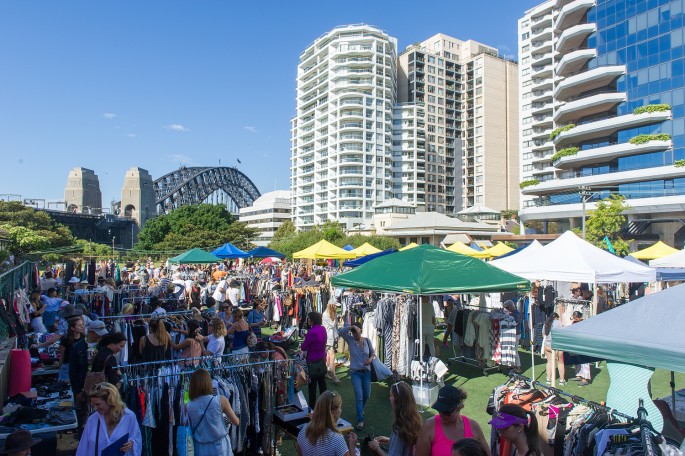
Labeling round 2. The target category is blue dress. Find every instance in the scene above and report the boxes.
[186,394,232,456]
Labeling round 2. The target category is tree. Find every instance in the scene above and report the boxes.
[584,194,631,255]
[342,234,400,251]
[0,201,73,256]
[135,204,260,252]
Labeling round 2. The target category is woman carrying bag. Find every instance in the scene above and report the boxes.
[338,322,376,431]
[301,311,328,408]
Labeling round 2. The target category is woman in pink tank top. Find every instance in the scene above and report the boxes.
[416,385,491,456]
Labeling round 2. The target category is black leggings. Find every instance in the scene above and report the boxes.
[308,372,327,407]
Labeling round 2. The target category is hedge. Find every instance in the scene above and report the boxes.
[520,179,540,189]
[551,147,579,162]
[628,133,671,145]
[550,124,575,140]
[633,104,671,115]
[675,159,685,168]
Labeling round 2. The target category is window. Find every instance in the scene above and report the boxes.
[521,32,530,40]
[521,56,530,65]
[522,164,533,171]
[522,45,530,53]
[523,128,532,136]
[522,116,533,125]
[522,68,530,76]
[522,104,531,111]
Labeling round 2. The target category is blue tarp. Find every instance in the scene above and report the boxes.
[342,244,355,251]
[211,243,248,259]
[246,246,286,259]
[342,249,396,267]
[623,255,685,281]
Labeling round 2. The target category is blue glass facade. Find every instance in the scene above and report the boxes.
[586,0,685,165]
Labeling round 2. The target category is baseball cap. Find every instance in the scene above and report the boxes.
[87,320,109,336]
[431,385,465,414]
[488,411,528,429]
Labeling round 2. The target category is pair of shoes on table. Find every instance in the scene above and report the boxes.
[356,422,364,431]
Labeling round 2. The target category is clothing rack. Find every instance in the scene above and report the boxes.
[114,350,275,370]
[121,359,285,382]
[508,373,634,421]
[98,309,193,320]
[447,303,508,376]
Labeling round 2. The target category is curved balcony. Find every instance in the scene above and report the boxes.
[532,77,554,91]
[532,63,554,78]
[532,127,553,141]
[556,48,596,77]
[532,139,554,153]
[554,140,672,169]
[554,92,627,124]
[531,39,553,54]
[553,110,671,147]
[556,23,596,54]
[521,165,685,196]
[555,0,595,31]
[554,65,625,100]
[531,88,554,103]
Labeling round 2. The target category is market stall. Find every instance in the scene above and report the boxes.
[650,247,685,268]
[246,246,286,259]
[445,241,479,255]
[168,248,222,264]
[292,240,356,260]
[211,242,249,259]
[552,283,685,432]
[629,241,679,261]
[350,242,381,257]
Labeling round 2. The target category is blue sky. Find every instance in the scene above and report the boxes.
[0,0,541,207]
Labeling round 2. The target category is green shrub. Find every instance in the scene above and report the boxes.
[550,124,575,140]
[675,159,685,168]
[520,179,540,189]
[551,147,579,162]
[633,104,671,115]
[628,133,671,145]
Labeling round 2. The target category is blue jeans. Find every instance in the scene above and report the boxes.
[59,363,69,381]
[350,369,371,423]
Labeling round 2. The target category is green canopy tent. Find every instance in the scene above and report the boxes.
[331,244,530,294]
[168,248,221,264]
[331,245,530,390]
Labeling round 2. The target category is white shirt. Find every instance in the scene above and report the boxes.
[212,280,227,302]
[76,408,142,456]
[227,287,240,306]
[207,334,225,355]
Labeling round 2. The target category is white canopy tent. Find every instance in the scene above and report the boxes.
[489,240,544,269]
[649,248,685,268]
[490,231,656,283]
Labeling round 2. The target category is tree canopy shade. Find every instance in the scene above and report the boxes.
[552,282,685,373]
[331,244,530,294]
[168,248,221,264]
[211,243,248,259]
[0,201,73,256]
[246,246,285,259]
[292,240,357,260]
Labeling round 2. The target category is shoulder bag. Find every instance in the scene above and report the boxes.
[83,354,113,393]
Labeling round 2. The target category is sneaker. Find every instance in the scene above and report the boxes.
[545,379,551,384]
[559,380,567,385]
[356,422,364,431]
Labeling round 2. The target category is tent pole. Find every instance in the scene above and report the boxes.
[671,371,676,415]
[419,294,423,404]
[530,295,535,381]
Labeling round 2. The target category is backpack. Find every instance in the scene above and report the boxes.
[83,354,113,393]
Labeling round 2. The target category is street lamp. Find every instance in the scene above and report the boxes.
[112,236,116,259]
[579,186,599,240]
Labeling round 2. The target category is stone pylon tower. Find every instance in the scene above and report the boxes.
[64,168,102,214]
[120,167,156,227]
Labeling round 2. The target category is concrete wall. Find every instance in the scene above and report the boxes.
[120,167,155,227]
[64,167,102,214]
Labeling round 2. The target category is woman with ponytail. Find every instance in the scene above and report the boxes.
[488,404,541,456]
[138,318,171,362]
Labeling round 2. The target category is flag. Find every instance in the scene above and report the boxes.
[237,159,242,164]
[603,236,615,254]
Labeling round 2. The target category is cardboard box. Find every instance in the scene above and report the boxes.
[274,404,308,422]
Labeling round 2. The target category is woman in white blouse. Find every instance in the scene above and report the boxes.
[76,382,142,456]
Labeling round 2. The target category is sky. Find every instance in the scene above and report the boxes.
[0,0,542,208]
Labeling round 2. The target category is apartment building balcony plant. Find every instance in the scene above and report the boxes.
[553,137,672,168]
[556,48,597,77]
[554,65,625,100]
[554,91,627,124]
[556,23,596,54]
[553,109,672,147]
[555,0,595,31]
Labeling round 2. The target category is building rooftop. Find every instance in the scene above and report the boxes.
[384,212,497,232]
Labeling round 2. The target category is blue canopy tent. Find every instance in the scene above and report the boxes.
[342,249,396,268]
[623,255,685,281]
[342,244,354,251]
[246,246,286,259]
[211,243,248,259]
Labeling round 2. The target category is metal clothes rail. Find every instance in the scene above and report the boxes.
[98,310,193,320]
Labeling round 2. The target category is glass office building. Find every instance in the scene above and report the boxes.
[519,0,685,244]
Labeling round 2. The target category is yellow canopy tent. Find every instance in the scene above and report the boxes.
[471,242,515,259]
[293,239,357,260]
[351,242,382,257]
[399,242,419,251]
[446,241,479,256]
[629,241,679,261]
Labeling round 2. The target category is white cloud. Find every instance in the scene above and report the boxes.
[103,113,117,119]
[243,126,257,133]
[127,133,136,138]
[166,154,196,166]
[166,124,190,132]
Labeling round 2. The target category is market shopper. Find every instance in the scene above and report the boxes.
[322,298,341,384]
[186,369,239,456]
[247,298,267,340]
[543,313,565,384]
[302,311,328,408]
[198,317,228,355]
[416,385,490,456]
[226,309,250,354]
[76,382,142,456]
[28,291,47,333]
[0,429,42,455]
[338,322,375,431]
[296,391,357,456]
[570,311,591,386]
[368,381,423,456]
[489,404,542,456]
[138,318,171,362]
[70,320,108,427]
[58,316,85,381]
[451,439,490,456]
[170,319,202,366]
[91,332,127,388]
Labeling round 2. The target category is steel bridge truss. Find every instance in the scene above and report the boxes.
[153,166,261,214]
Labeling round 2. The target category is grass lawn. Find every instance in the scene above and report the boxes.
[265,328,684,456]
